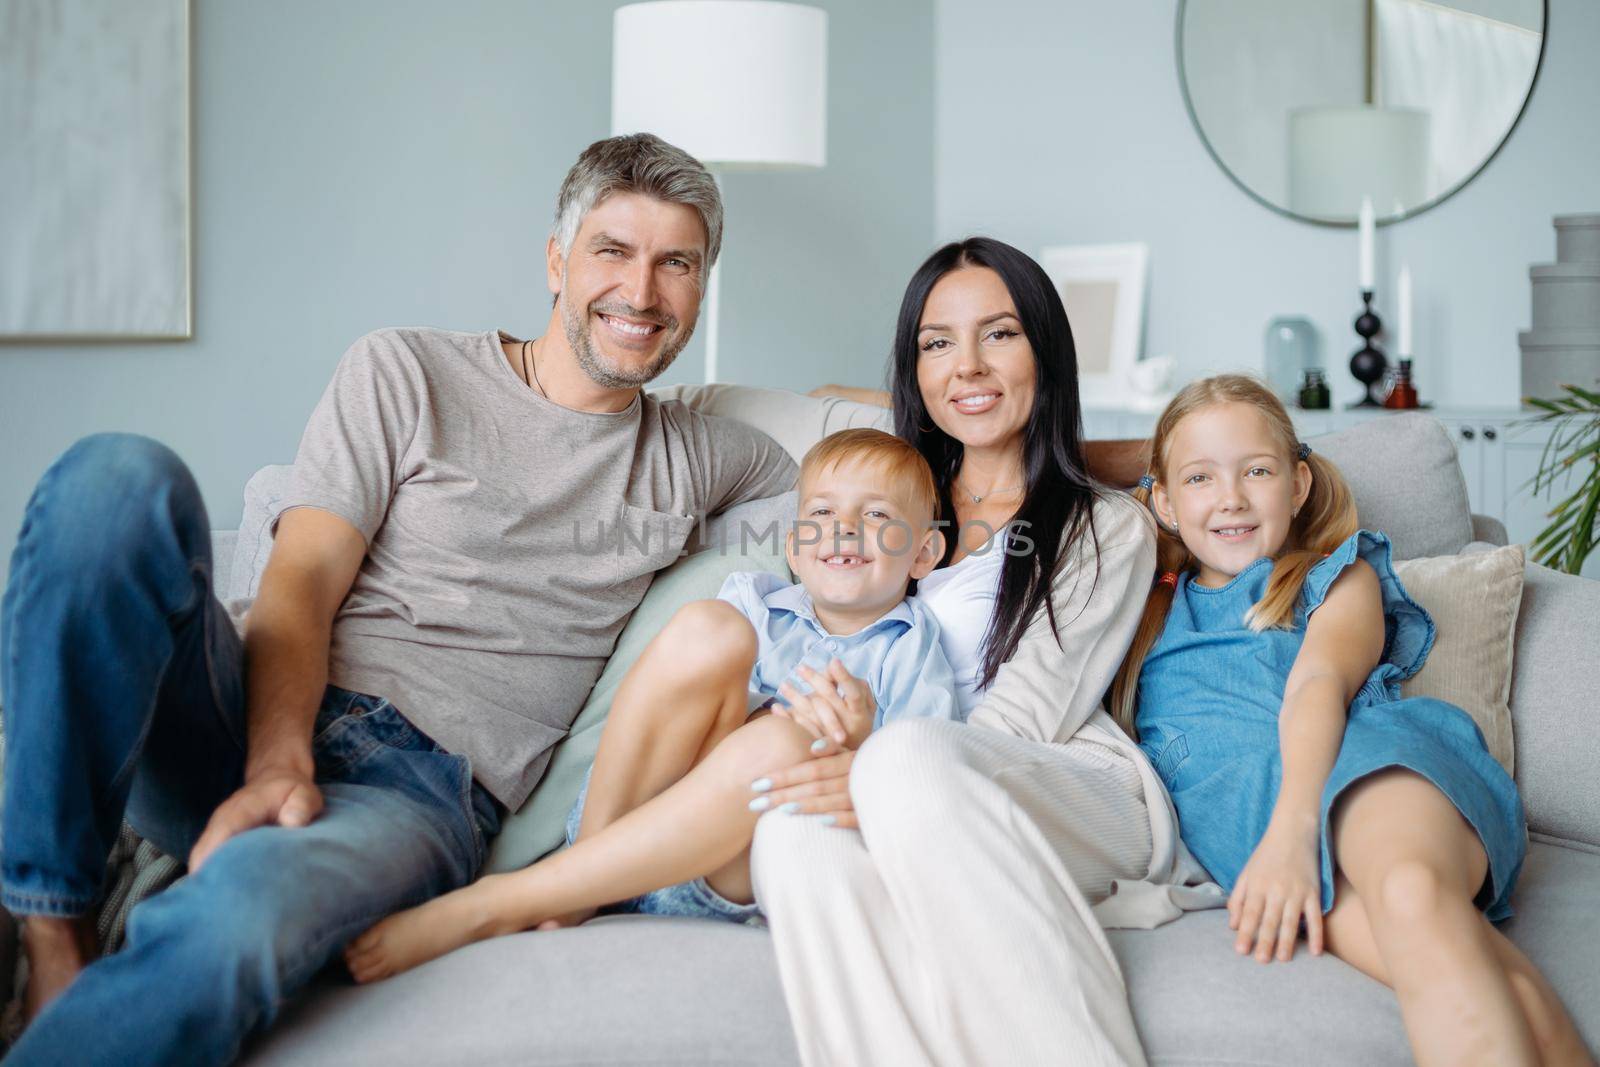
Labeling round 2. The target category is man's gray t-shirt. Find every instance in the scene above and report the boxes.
[275,327,797,808]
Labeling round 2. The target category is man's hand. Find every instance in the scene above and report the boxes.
[187,770,324,872]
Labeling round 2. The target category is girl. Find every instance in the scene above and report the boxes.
[1110,374,1589,1066]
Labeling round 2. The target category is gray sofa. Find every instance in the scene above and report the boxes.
[18,399,1598,1064]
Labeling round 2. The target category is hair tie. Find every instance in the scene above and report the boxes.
[1157,571,1178,588]
[1137,474,1155,491]
[1297,441,1313,461]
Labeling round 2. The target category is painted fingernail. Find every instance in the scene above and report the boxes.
[748,796,772,812]
[778,802,801,814]
[750,777,772,793]
[817,815,837,826]
[810,738,828,752]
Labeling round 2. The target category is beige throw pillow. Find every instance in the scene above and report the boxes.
[1394,544,1525,774]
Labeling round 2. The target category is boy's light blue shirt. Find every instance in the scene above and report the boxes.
[716,571,964,726]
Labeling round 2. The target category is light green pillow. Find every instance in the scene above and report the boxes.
[485,542,792,873]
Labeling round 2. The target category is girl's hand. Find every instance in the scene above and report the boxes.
[1228,816,1324,963]
[771,659,876,748]
[751,736,857,829]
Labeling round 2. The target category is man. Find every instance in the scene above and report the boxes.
[0,133,797,1066]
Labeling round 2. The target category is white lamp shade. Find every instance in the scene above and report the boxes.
[1288,106,1430,220]
[612,1,827,169]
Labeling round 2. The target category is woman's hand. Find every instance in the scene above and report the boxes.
[751,736,858,828]
[1228,813,1324,963]
[771,659,877,749]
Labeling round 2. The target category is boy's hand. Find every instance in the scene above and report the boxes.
[772,659,876,748]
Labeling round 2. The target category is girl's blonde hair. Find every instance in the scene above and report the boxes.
[1108,374,1358,737]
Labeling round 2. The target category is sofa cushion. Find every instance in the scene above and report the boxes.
[241,917,800,1066]
[650,383,892,464]
[485,528,792,874]
[1109,837,1600,1064]
[1309,413,1475,560]
[1508,562,1600,847]
[238,841,1597,1066]
[227,463,294,601]
[1394,544,1525,773]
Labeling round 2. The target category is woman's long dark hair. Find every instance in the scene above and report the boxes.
[890,237,1102,690]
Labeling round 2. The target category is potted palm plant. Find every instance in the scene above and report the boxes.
[1526,384,1600,575]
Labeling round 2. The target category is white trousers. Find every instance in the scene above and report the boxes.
[752,718,1154,1067]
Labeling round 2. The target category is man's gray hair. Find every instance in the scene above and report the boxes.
[552,133,723,268]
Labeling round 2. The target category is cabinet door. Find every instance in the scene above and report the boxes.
[1502,437,1552,548]
[1503,430,1600,578]
[1476,421,1508,519]
[1434,419,1486,513]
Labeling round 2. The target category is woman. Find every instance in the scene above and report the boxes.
[736,238,1217,1065]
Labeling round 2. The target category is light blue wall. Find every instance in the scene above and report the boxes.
[0,0,933,592]
[934,0,1599,409]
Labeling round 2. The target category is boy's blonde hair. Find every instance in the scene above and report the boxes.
[1108,374,1358,737]
[798,428,939,525]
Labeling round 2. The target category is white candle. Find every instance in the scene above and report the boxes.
[1358,196,1375,292]
[1397,263,1413,359]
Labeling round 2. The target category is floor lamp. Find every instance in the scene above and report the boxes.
[611,1,828,384]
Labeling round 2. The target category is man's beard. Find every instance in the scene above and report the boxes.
[560,291,693,389]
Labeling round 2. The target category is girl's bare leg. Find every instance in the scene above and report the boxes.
[578,599,758,839]
[344,714,815,982]
[1324,871,1593,1065]
[1327,769,1556,1066]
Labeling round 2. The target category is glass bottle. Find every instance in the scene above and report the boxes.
[1264,317,1318,405]
[1299,368,1330,410]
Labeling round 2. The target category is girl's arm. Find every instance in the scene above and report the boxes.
[1230,558,1385,963]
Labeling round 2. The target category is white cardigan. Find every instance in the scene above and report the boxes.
[652,383,1222,927]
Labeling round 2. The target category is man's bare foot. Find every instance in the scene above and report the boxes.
[343,882,520,983]
[21,916,97,1022]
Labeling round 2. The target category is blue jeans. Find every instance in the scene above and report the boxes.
[0,434,500,1067]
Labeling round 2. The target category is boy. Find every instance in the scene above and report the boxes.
[345,429,961,979]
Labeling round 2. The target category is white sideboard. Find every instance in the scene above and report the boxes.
[1081,403,1596,579]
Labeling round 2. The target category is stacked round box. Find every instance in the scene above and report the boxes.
[1520,213,1600,400]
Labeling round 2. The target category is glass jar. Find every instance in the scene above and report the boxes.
[1264,317,1319,404]
[1299,368,1331,410]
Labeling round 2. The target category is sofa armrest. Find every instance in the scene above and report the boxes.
[1509,561,1600,848]
[1472,513,1509,546]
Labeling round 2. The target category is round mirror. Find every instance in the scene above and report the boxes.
[1177,0,1546,226]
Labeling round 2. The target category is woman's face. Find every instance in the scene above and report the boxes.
[915,267,1037,456]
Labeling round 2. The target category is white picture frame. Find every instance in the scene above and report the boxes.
[0,0,192,339]
[1039,243,1149,403]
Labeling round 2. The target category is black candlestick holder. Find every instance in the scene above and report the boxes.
[1349,289,1388,408]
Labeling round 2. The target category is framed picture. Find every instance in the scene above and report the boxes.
[1039,243,1149,402]
[0,0,192,339]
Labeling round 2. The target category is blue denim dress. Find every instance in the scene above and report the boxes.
[1135,530,1526,919]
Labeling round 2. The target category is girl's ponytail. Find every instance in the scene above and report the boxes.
[1109,481,1192,737]
[1242,450,1358,631]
